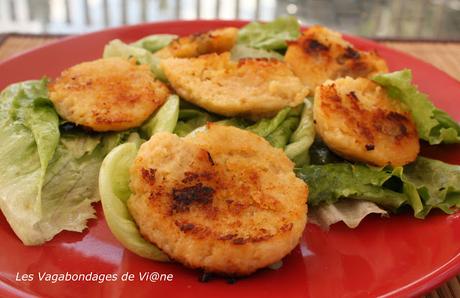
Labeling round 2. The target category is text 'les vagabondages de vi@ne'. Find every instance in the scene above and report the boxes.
[15,271,174,284]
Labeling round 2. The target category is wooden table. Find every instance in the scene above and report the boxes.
[0,34,459,298]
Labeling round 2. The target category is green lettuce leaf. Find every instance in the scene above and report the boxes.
[230,45,284,60]
[130,34,177,52]
[0,80,125,245]
[247,107,292,137]
[296,163,407,209]
[37,132,121,238]
[0,80,59,244]
[263,105,302,148]
[237,16,300,51]
[266,116,300,148]
[285,99,315,166]
[172,98,309,162]
[99,142,169,261]
[141,95,180,138]
[173,108,218,137]
[297,157,460,219]
[402,156,460,217]
[373,69,460,144]
[103,39,166,81]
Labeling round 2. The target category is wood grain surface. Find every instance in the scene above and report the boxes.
[0,35,459,298]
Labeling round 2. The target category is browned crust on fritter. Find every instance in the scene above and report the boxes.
[48,57,170,132]
[161,52,309,118]
[314,77,420,166]
[155,27,238,59]
[285,25,389,90]
[128,125,308,275]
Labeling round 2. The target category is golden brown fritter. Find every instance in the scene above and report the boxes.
[48,57,170,132]
[285,25,388,90]
[128,124,308,275]
[161,52,309,118]
[154,27,238,59]
[314,77,419,166]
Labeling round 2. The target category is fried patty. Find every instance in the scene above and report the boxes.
[285,25,388,90]
[48,57,170,132]
[314,77,419,166]
[128,124,308,275]
[154,27,238,59]
[161,52,309,118]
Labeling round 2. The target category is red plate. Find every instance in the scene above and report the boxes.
[0,20,459,298]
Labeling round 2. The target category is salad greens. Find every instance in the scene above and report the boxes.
[174,104,219,137]
[141,95,180,138]
[402,157,460,217]
[297,163,407,209]
[373,70,460,144]
[99,92,184,261]
[230,45,284,60]
[301,69,460,228]
[297,156,460,219]
[308,200,387,229]
[2,17,460,247]
[170,100,312,165]
[98,98,310,259]
[103,39,167,81]
[99,142,169,261]
[0,80,126,245]
[285,98,315,166]
[247,107,293,137]
[237,16,300,51]
[130,34,177,52]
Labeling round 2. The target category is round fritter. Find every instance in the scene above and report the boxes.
[161,52,309,118]
[155,27,238,59]
[285,25,388,90]
[314,77,419,166]
[48,57,170,132]
[128,124,308,275]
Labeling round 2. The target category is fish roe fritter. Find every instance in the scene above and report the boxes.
[154,27,238,59]
[48,57,170,132]
[161,52,309,118]
[127,124,308,275]
[285,25,388,90]
[314,77,419,166]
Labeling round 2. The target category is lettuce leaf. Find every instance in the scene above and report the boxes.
[103,39,166,81]
[309,200,388,230]
[373,69,460,144]
[230,45,284,60]
[0,80,59,244]
[170,97,311,162]
[266,116,300,148]
[247,107,292,137]
[99,93,183,260]
[237,16,300,51]
[297,157,460,220]
[130,34,177,52]
[297,163,407,209]
[141,95,179,138]
[173,106,218,137]
[402,157,460,217]
[99,142,169,261]
[285,99,315,166]
[37,133,119,238]
[0,80,125,245]
[174,103,301,146]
